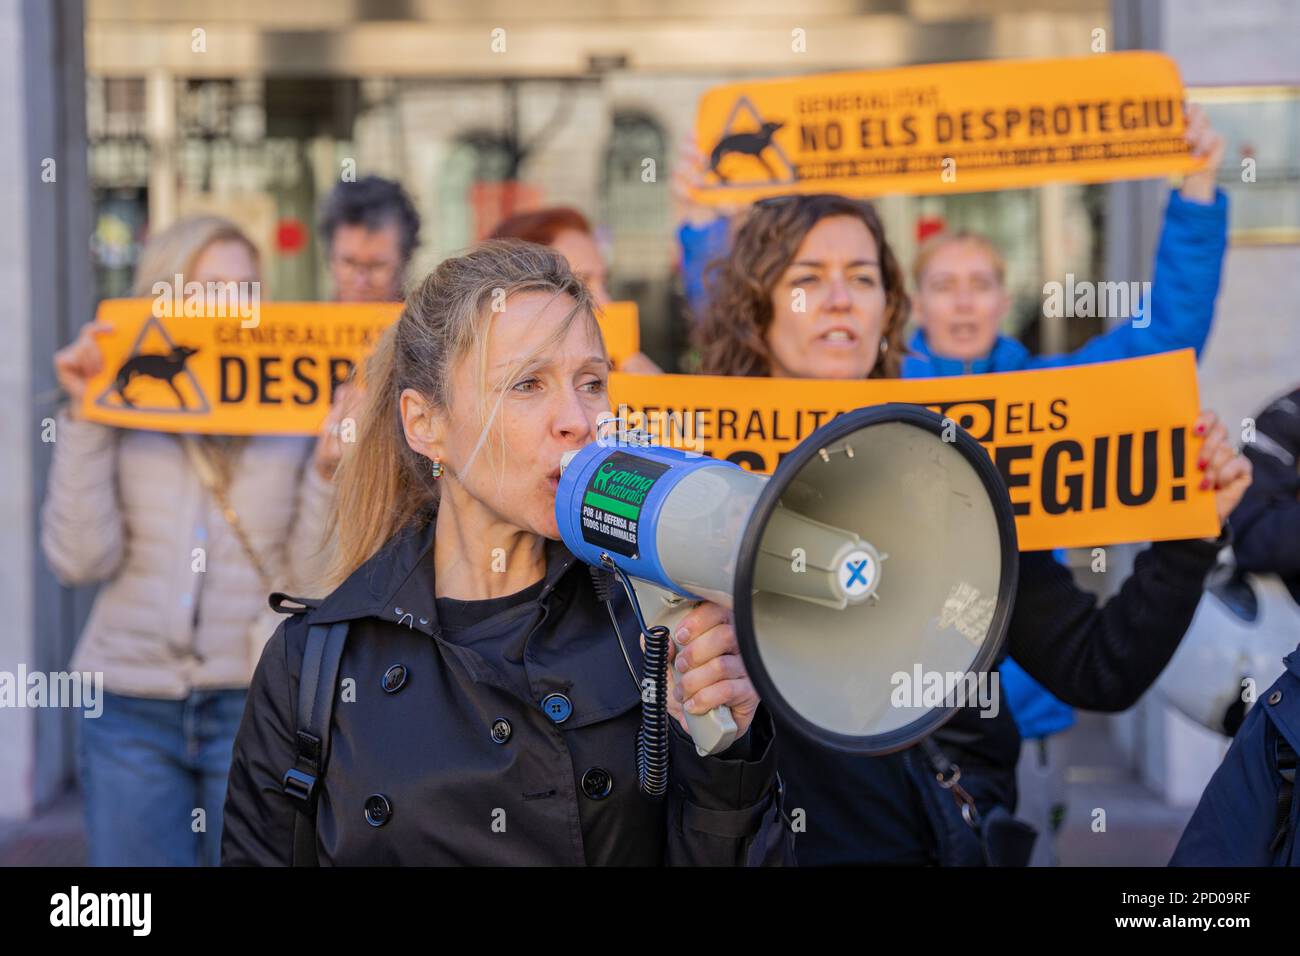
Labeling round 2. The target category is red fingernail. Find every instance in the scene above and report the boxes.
[1195,424,1206,435]
[1200,477,1210,490]
[1198,459,1207,470]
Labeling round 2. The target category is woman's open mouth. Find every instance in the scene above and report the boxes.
[815,326,860,349]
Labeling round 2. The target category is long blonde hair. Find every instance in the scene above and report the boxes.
[131,215,261,296]
[132,215,262,463]
[328,239,601,586]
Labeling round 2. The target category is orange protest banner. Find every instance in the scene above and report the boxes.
[78,298,643,435]
[607,350,1218,551]
[692,52,1203,205]
[596,300,640,368]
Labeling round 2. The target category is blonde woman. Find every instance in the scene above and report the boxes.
[43,216,339,866]
[221,241,791,865]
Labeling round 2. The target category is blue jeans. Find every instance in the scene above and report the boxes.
[77,688,248,866]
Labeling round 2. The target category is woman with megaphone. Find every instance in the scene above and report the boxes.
[221,240,793,865]
[694,193,1251,865]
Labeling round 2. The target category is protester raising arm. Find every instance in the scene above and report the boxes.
[904,106,1229,379]
[677,106,1227,351]
[41,321,126,585]
[43,315,346,600]
[671,132,737,322]
[1025,104,1228,369]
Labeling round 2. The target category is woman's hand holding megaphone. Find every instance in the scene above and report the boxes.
[662,601,761,743]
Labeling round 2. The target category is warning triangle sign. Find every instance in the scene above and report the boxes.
[94,315,211,415]
[706,96,796,187]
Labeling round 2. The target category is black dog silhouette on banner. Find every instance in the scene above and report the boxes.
[710,121,784,182]
[92,314,212,416]
[706,97,795,187]
[113,345,201,408]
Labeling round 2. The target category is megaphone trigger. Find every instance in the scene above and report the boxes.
[630,582,740,757]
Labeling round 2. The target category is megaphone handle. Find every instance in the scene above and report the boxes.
[651,599,740,757]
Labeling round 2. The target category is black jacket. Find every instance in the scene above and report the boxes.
[777,534,1225,865]
[1232,386,1300,603]
[221,519,793,866]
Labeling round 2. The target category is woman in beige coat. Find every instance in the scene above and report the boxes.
[42,216,342,866]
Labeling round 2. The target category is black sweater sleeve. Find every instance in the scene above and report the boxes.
[664,704,795,866]
[1007,535,1223,711]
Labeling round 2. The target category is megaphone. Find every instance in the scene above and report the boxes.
[1156,562,1300,736]
[556,403,1019,784]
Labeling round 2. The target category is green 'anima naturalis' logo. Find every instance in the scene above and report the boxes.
[584,459,659,520]
[590,461,655,504]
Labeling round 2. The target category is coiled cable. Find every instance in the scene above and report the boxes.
[590,560,670,799]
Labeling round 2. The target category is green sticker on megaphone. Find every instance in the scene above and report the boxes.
[580,451,669,558]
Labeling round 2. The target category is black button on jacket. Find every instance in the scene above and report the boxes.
[221,518,793,866]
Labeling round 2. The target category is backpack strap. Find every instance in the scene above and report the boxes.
[1269,734,1297,855]
[281,620,349,867]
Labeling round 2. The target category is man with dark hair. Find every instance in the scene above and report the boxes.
[318,175,421,302]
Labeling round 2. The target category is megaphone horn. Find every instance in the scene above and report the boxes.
[556,403,1019,778]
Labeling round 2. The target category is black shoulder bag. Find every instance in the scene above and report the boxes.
[908,737,1038,867]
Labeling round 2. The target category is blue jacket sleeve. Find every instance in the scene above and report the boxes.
[678,217,732,320]
[1025,188,1228,371]
[1170,664,1300,866]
